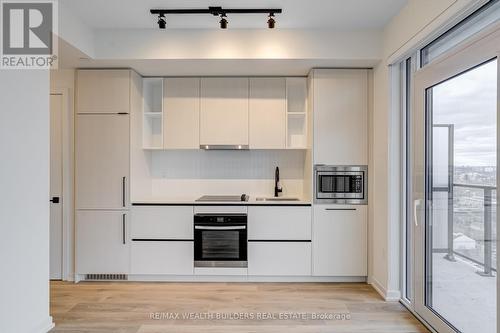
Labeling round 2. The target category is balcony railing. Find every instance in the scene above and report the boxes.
[440,183,497,276]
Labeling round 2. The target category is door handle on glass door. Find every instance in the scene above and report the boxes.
[414,199,422,227]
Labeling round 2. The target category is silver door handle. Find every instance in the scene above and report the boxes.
[122,213,126,244]
[122,177,126,207]
[414,199,421,227]
[195,226,246,230]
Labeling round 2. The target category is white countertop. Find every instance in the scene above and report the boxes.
[131,195,311,206]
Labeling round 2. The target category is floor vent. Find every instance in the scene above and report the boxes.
[85,274,128,281]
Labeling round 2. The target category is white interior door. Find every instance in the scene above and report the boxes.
[50,94,63,280]
[413,28,499,333]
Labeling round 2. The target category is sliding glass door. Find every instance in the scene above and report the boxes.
[413,28,499,332]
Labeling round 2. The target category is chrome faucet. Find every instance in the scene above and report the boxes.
[274,166,282,197]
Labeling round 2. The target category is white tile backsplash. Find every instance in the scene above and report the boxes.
[150,150,306,198]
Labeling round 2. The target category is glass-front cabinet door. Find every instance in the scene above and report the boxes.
[412,29,499,333]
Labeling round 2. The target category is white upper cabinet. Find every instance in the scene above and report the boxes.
[200,77,249,146]
[312,69,368,165]
[76,114,130,209]
[249,78,286,149]
[77,70,130,114]
[163,77,200,149]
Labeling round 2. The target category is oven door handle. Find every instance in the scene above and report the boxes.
[195,226,246,230]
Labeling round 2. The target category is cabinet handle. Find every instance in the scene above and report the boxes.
[122,213,126,245]
[325,208,357,211]
[122,177,126,207]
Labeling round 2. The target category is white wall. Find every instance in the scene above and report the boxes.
[143,150,306,199]
[370,0,479,300]
[94,29,382,61]
[58,0,94,57]
[0,70,53,332]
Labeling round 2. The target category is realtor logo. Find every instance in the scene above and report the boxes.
[1,0,58,69]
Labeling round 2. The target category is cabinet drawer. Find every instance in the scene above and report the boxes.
[248,242,311,276]
[131,241,193,275]
[248,206,311,240]
[131,206,193,239]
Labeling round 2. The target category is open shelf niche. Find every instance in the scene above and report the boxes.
[286,77,307,149]
[143,78,163,149]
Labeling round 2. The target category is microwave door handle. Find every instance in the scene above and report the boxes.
[195,226,246,230]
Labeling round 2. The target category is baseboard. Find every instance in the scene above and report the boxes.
[63,272,75,282]
[32,316,54,333]
[369,277,401,301]
[126,275,367,283]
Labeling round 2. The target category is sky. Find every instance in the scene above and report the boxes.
[433,59,498,167]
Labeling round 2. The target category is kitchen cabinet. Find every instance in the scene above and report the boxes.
[248,242,311,276]
[312,69,368,165]
[142,78,163,149]
[131,241,193,275]
[164,78,200,149]
[77,69,130,114]
[131,206,193,239]
[75,113,129,209]
[248,206,311,240]
[249,78,286,149]
[76,210,130,274]
[286,78,308,149]
[200,78,249,146]
[312,205,367,276]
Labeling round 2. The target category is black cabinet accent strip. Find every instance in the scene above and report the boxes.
[132,239,194,242]
[248,240,311,243]
[132,203,311,207]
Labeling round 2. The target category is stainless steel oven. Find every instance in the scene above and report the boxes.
[314,165,368,204]
[194,214,247,268]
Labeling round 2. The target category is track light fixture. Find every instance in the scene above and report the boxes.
[157,14,166,29]
[267,13,275,29]
[151,6,282,30]
[219,13,228,29]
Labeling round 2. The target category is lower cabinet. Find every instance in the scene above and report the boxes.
[248,242,311,276]
[131,206,193,239]
[131,241,193,275]
[312,205,367,276]
[76,210,130,274]
[248,206,311,240]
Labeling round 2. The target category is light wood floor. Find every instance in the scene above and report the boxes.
[50,281,429,333]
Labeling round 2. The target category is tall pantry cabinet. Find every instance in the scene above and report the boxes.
[309,69,369,277]
[75,69,141,277]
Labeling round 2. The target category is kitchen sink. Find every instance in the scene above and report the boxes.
[256,197,301,201]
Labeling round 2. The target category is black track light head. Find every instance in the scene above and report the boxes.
[220,13,228,29]
[158,14,166,29]
[267,13,275,29]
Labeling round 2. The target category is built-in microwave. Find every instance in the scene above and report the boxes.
[314,165,368,204]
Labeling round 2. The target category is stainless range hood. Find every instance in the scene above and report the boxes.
[200,145,249,150]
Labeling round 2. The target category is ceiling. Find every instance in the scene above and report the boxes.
[62,0,408,30]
